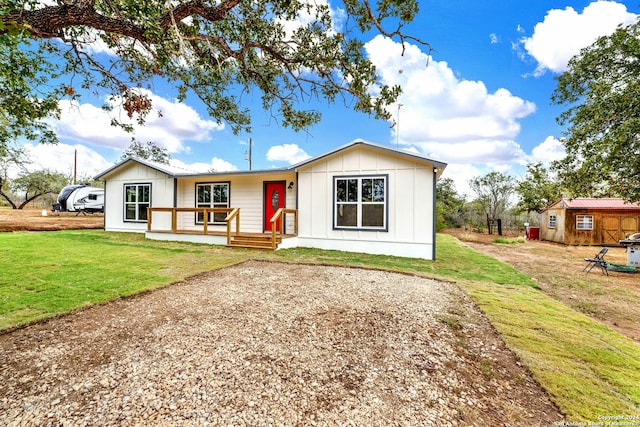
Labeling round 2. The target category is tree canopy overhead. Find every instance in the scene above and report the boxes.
[552,17,640,202]
[120,139,170,164]
[1,0,425,149]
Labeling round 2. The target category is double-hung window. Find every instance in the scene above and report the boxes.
[576,215,593,230]
[196,182,230,224]
[548,214,557,229]
[124,183,151,222]
[334,176,387,230]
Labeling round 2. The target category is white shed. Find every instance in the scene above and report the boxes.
[95,140,446,259]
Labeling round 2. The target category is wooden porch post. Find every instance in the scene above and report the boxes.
[171,209,177,232]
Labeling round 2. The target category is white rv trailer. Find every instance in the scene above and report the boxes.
[56,184,104,213]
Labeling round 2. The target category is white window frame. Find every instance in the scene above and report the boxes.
[576,214,593,231]
[548,214,557,229]
[334,175,388,231]
[196,182,230,225]
[124,183,151,222]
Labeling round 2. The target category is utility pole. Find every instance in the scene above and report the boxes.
[396,104,403,148]
[244,138,252,170]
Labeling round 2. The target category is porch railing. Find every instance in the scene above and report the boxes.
[225,208,240,245]
[147,206,297,249]
[270,208,298,249]
[147,207,234,234]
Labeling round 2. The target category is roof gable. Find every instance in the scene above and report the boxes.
[94,157,200,180]
[291,139,447,176]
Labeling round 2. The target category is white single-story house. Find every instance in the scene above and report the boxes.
[94,139,447,259]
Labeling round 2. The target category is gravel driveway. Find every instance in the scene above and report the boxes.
[0,261,562,426]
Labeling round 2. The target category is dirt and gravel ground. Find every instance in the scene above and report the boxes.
[0,207,104,232]
[6,210,636,425]
[443,228,640,342]
[0,261,562,426]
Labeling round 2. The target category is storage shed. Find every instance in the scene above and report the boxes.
[539,198,640,246]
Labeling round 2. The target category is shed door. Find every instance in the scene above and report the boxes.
[264,182,286,232]
[621,217,638,239]
[603,216,640,244]
[602,216,620,245]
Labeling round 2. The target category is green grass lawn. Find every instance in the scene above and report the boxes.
[1,230,639,419]
[0,230,246,328]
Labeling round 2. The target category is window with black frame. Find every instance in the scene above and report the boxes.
[124,183,150,222]
[334,176,387,230]
[196,182,230,224]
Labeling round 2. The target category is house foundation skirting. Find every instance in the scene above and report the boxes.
[146,231,229,246]
[294,237,434,260]
[144,232,433,259]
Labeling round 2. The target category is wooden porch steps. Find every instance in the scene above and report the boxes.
[227,233,282,250]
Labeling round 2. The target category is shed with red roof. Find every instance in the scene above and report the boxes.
[539,198,640,245]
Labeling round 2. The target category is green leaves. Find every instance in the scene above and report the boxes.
[0,0,422,149]
[515,163,562,214]
[0,31,63,146]
[8,169,69,209]
[120,139,171,164]
[469,171,515,220]
[552,17,640,202]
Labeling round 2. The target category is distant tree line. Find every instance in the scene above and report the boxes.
[0,140,167,209]
[0,146,69,209]
[436,163,562,234]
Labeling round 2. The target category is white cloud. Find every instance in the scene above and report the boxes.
[365,35,535,167]
[438,163,483,199]
[210,157,239,172]
[530,136,566,164]
[402,146,421,155]
[521,1,637,75]
[76,29,120,56]
[18,136,238,182]
[53,89,224,153]
[266,144,311,164]
[423,139,527,165]
[33,0,57,8]
[21,143,112,180]
[489,33,498,44]
[277,0,344,37]
[170,157,238,173]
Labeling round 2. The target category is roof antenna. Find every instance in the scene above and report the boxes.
[244,138,252,171]
[396,104,403,148]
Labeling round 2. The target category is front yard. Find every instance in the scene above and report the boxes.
[0,228,639,422]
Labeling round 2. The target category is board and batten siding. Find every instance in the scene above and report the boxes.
[174,172,297,234]
[103,162,175,232]
[296,145,436,259]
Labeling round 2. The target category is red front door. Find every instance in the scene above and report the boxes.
[264,181,286,232]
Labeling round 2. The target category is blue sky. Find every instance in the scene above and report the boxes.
[19,0,640,196]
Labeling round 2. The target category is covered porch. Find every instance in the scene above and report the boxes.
[146,207,298,250]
